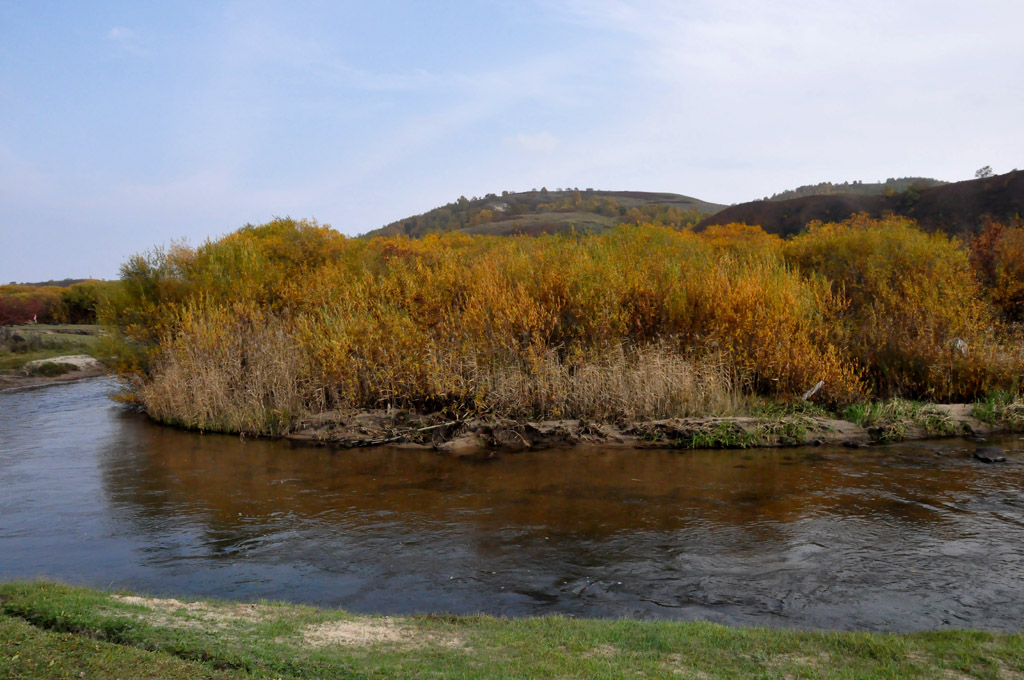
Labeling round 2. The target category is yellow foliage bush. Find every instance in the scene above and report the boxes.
[972,218,1024,323]
[785,214,1019,400]
[699,223,784,258]
[102,215,1024,434]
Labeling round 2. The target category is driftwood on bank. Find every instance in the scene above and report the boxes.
[286,403,1011,453]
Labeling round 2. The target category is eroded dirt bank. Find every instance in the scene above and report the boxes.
[0,355,107,391]
[287,403,1008,452]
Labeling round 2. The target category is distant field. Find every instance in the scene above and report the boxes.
[461,211,619,236]
[0,324,102,370]
[17,323,102,334]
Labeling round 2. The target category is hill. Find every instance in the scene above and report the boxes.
[6,278,92,287]
[362,189,727,238]
[766,176,946,201]
[698,170,1024,237]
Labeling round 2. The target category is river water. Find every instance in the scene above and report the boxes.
[2,377,1023,631]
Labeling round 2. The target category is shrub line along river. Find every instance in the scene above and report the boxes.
[2,377,1023,632]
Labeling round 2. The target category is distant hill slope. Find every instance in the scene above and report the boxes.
[698,171,1024,237]
[767,176,946,201]
[363,189,727,238]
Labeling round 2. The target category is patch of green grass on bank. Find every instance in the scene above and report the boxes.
[841,399,959,442]
[1,349,73,370]
[973,391,1024,431]
[751,398,831,420]
[2,582,1022,680]
[0,615,245,679]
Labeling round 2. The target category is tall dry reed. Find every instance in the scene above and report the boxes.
[474,344,743,421]
[140,303,320,435]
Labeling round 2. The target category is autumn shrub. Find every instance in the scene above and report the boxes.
[46,280,116,324]
[102,220,875,434]
[102,216,1024,433]
[475,344,742,421]
[699,222,784,258]
[0,285,64,324]
[971,218,1024,323]
[785,214,1020,400]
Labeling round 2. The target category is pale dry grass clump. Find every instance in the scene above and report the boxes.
[143,313,743,430]
[111,595,274,629]
[301,618,464,649]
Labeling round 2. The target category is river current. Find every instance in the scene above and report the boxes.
[1,377,1022,631]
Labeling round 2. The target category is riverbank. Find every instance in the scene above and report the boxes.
[3,355,1022,454]
[0,354,107,391]
[1,581,1021,679]
[287,398,1024,452]
[0,324,107,390]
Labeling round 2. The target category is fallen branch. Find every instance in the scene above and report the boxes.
[359,419,464,446]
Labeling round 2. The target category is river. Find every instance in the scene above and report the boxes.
[1,377,1022,631]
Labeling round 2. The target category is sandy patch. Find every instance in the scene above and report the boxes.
[22,354,102,371]
[996,660,1024,680]
[0,356,107,390]
[303,617,463,649]
[661,655,712,679]
[111,594,273,629]
[767,652,833,679]
[938,671,978,680]
[583,643,620,659]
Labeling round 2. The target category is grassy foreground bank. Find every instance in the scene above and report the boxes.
[1,583,1022,679]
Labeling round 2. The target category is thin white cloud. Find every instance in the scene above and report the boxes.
[504,132,560,153]
[105,26,145,55]
[106,26,135,40]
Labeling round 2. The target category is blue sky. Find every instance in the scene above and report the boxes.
[2,0,1023,282]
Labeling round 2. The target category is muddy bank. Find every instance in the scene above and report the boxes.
[0,355,107,391]
[287,403,1009,452]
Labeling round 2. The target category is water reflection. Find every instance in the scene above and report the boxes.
[2,377,1023,631]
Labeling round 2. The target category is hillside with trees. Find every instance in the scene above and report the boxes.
[700,170,1024,238]
[766,177,946,201]
[363,189,727,238]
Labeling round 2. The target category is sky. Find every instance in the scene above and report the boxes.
[2,0,1023,282]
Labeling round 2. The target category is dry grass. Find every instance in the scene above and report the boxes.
[140,305,321,435]
[141,314,742,433]
[477,345,743,421]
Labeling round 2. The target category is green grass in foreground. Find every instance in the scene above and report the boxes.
[1,582,1022,679]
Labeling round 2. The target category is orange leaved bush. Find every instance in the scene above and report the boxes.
[99,215,1023,434]
[785,214,1020,400]
[971,218,1024,323]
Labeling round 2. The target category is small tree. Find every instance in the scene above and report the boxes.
[975,165,993,179]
